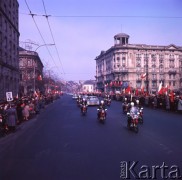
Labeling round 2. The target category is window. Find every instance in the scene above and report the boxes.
[122,57,126,65]
[159,65,163,72]
[159,74,164,80]
[27,60,31,66]
[159,54,164,59]
[173,81,175,86]
[152,74,156,79]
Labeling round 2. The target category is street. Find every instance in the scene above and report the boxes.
[0,95,182,180]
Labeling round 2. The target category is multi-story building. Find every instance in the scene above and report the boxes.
[95,33,182,93]
[0,0,19,100]
[19,47,44,96]
[82,80,96,93]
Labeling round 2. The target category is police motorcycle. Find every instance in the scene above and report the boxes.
[80,99,88,116]
[137,107,144,124]
[104,95,111,107]
[122,98,129,114]
[127,102,139,133]
[77,95,82,107]
[135,100,144,124]
[97,100,107,123]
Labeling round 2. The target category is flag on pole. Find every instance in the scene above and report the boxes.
[141,73,147,79]
[158,81,163,94]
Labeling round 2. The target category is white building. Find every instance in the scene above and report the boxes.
[95,33,182,93]
[82,80,96,93]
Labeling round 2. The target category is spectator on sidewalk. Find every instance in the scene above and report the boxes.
[6,104,18,132]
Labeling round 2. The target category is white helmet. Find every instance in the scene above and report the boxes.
[136,100,139,104]
[125,98,127,101]
[101,100,104,104]
[131,102,134,107]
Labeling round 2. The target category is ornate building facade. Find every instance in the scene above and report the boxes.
[0,0,19,100]
[95,33,182,93]
[19,48,44,95]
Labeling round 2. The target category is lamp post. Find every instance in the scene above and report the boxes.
[33,43,55,93]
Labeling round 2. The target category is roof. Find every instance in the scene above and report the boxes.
[114,33,130,39]
[83,80,96,85]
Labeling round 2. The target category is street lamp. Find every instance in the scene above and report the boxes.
[33,43,55,93]
[34,43,55,52]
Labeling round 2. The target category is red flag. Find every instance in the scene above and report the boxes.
[110,82,113,87]
[141,86,144,94]
[135,88,138,96]
[169,90,174,102]
[38,75,42,81]
[125,86,131,94]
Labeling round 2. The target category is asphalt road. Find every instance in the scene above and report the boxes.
[0,95,182,180]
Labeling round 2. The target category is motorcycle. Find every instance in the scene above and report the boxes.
[138,107,144,124]
[97,108,107,123]
[81,104,87,116]
[106,99,111,106]
[127,108,139,133]
[122,102,129,114]
[77,99,82,107]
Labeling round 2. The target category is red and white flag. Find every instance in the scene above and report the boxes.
[158,81,163,94]
[141,73,146,79]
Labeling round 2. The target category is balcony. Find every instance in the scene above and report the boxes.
[136,79,141,82]
[111,69,128,74]
[151,78,157,82]
[168,69,177,74]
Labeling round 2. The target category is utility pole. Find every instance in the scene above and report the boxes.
[33,43,55,94]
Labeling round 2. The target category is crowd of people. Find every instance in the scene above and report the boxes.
[0,93,60,137]
[104,92,182,113]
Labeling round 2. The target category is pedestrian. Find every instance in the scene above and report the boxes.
[22,103,30,120]
[16,101,23,124]
[6,104,18,132]
[165,95,170,111]
[177,96,182,113]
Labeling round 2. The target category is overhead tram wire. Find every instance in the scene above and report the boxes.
[19,12,182,19]
[41,0,65,75]
[24,0,62,76]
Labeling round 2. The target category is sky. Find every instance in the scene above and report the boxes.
[18,0,182,82]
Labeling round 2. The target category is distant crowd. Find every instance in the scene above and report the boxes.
[0,93,61,137]
[76,91,182,112]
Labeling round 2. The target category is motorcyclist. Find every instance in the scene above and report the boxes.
[123,97,129,113]
[97,100,107,119]
[127,102,137,126]
[77,95,82,106]
[80,98,88,112]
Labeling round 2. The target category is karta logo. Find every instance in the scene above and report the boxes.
[120,161,182,179]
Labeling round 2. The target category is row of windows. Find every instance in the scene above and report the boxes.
[0,16,18,41]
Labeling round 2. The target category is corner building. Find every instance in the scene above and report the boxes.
[95,33,182,93]
[0,0,19,100]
